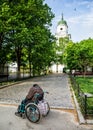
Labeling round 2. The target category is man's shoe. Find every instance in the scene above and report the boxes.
[15,112,22,117]
[21,113,26,119]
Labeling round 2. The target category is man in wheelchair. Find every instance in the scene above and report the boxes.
[15,84,44,117]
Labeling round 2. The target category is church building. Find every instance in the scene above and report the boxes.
[51,14,71,73]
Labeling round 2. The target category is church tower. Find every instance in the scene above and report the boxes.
[50,14,71,73]
[55,14,70,44]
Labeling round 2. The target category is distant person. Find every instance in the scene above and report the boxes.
[15,84,44,117]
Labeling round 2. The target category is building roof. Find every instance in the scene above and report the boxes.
[58,14,68,27]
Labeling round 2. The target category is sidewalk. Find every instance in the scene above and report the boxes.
[1,104,92,130]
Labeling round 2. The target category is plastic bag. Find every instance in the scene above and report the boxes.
[38,100,48,116]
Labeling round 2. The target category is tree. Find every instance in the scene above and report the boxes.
[78,38,93,73]
[63,41,79,71]
[64,38,93,74]
[0,0,55,78]
[55,36,69,68]
[27,26,56,76]
[0,2,12,66]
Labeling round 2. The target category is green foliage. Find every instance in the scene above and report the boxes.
[63,41,79,69]
[64,38,93,72]
[0,0,55,77]
[55,37,69,64]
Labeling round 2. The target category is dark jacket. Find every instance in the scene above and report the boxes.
[26,85,44,101]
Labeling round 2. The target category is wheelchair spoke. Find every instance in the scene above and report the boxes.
[25,103,41,123]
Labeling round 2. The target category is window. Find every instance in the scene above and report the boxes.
[60,28,63,30]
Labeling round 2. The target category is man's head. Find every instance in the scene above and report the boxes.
[33,84,39,88]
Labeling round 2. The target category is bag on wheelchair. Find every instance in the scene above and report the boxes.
[38,100,48,116]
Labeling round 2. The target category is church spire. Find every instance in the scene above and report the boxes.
[57,13,68,27]
[62,13,64,21]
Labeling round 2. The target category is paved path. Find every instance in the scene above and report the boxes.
[0,73,93,130]
[0,105,92,130]
[0,74,73,109]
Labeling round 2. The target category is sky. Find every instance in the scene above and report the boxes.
[45,0,93,42]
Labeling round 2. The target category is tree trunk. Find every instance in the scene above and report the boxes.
[0,32,3,50]
[29,61,32,77]
[92,67,93,72]
[16,46,22,79]
[28,51,32,77]
[83,65,87,78]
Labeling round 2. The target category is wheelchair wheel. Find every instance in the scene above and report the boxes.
[46,102,50,115]
[25,103,41,123]
[43,102,50,117]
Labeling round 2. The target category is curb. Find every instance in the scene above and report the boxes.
[71,89,86,124]
[0,81,22,89]
[0,78,32,89]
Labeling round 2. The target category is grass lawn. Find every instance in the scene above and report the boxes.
[75,77,93,94]
[74,76,93,117]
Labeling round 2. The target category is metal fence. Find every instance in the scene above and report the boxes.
[70,74,93,119]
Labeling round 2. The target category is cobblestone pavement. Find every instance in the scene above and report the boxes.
[0,73,74,109]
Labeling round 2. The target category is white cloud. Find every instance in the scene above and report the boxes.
[68,12,93,27]
[77,0,91,6]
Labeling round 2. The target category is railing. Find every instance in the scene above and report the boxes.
[70,74,93,119]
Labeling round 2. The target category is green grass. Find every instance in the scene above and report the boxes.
[74,77,93,117]
[75,77,93,94]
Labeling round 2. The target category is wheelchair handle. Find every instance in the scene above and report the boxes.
[44,91,49,94]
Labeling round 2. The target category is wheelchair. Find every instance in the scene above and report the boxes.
[17,92,50,123]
